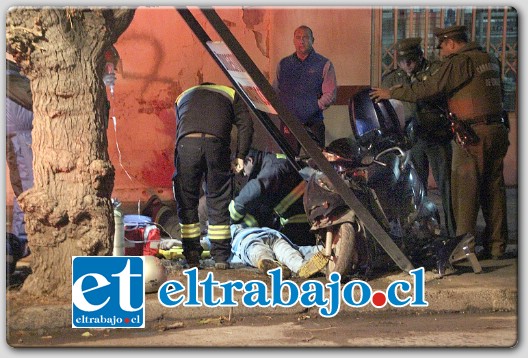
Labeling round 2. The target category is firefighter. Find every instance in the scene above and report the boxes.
[229,149,315,247]
[173,83,253,269]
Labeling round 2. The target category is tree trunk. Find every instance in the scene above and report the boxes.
[6,8,135,298]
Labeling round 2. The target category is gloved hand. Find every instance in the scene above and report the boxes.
[229,200,243,223]
[231,158,244,174]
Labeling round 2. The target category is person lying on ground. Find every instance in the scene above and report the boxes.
[229,224,328,279]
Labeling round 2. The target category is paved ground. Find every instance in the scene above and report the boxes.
[4,187,519,334]
[6,255,518,330]
[427,187,518,251]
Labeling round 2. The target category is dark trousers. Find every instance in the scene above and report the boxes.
[410,138,456,237]
[282,223,317,247]
[173,135,233,261]
[280,121,326,155]
[305,121,326,149]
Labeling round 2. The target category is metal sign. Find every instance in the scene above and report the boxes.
[207,41,277,114]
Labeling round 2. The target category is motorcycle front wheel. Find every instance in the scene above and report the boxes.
[326,222,357,281]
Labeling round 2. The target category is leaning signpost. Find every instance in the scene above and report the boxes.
[177,7,415,273]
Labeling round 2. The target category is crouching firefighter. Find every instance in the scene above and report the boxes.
[172,83,254,269]
[229,149,316,246]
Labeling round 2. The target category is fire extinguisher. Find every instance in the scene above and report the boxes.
[112,198,125,256]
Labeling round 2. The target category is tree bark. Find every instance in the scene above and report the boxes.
[6,7,135,298]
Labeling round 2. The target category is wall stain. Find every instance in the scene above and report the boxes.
[137,87,179,117]
[242,9,268,58]
[141,149,173,187]
[252,30,268,58]
[222,18,237,28]
[136,87,177,188]
[242,9,264,28]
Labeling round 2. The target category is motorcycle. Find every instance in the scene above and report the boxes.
[301,88,482,281]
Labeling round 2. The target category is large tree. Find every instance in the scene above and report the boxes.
[6,7,135,298]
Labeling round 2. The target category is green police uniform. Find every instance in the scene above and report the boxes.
[388,26,510,258]
[382,37,455,237]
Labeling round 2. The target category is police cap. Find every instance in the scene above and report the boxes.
[434,25,468,48]
[396,37,423,60]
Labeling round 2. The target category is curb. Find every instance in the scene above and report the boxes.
[7,258,517,331]
[7,283,517,332]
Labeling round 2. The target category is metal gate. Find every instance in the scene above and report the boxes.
[371,6,518,112]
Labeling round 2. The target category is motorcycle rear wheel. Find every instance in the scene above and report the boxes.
[326,223,357,281]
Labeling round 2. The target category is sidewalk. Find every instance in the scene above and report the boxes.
[5,188,519,331]
[6,256,517,331]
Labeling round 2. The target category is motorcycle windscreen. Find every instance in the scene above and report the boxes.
[348,88,402,143]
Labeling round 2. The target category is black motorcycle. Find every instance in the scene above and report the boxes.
[301,88,482,280]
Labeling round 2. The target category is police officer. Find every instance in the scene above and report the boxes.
[382,37,455,237]
[370,25,510,259]
[229,149,315,247]
[173,83,254,269]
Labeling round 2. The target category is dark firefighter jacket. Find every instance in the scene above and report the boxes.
[229,150,307,228]
[175,84,253,160]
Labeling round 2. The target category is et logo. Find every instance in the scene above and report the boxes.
[72,256,145,328]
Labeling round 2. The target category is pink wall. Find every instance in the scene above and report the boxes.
[5,7,518,207]
[106,7,274,204]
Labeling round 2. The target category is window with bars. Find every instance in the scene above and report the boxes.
[372,7,518,112]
